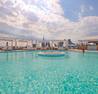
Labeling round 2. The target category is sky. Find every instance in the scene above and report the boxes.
[0,0,98,41]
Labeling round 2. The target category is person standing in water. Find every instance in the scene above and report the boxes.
[82,44,85,54]
[81,43,85,53]
[82,48,85,53]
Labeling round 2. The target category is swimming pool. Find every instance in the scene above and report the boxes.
[0,50,98,94]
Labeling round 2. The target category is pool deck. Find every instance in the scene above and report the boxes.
[68,49,98,53]
[0,49,98,53]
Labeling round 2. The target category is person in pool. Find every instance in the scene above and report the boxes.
[81,44,85,53]
[82,48,85,53]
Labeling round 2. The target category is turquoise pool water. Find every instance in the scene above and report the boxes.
[0,50,98,94]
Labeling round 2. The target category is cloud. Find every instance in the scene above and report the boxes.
[77,16,98,36]
[0,0,98,41]
[0,0,65,38]
[78,5,94,19]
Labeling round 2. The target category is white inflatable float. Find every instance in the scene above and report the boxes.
[38,51,65,57]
